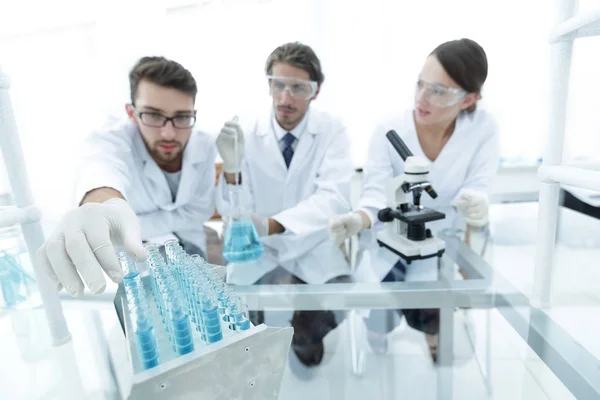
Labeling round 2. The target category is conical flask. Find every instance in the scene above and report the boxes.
[222,185,264,263]
[222,116,264,263]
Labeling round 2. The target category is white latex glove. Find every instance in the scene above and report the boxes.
[452,188,489,228]
[35,198,148,297]
[223,212,269,237]
[329,212,364,246]
[216,118,244,174]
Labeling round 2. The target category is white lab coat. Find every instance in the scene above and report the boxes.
[75,117,217,253]
[215,109,353,285]
[356,108,500,283]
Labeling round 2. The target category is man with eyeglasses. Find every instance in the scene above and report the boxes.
[36,56,216,297]
[215,42,353,376]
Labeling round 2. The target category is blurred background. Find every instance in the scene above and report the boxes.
[1,0,599,220]
[2,2,600,399]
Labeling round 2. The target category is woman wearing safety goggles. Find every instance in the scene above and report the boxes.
[329,38,500,362]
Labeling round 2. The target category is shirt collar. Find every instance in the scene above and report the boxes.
[272,109,310,142]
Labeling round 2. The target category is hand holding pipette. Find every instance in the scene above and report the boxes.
[216,116,244,176]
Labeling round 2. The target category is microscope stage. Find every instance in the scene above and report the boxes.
[376,230,445,263]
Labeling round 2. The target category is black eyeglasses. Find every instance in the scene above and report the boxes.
[135,110,197,129]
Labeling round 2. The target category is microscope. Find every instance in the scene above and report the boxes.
[376,130,446,264]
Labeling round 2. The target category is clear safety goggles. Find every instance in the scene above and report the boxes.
[415,79,467,107]
[267,75,318,100]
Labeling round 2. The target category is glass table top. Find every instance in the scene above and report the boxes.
[2,202,599,399]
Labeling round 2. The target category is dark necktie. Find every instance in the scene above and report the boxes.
[282,132,295,168]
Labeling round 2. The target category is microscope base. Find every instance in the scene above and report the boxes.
[376,230,445,264]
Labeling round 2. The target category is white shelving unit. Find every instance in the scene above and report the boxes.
[0,67,71,345]
[549,5,600,43]
[533,0,600,307]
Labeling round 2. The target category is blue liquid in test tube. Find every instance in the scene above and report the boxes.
[137,324,159,368]
[130,304,160,370]
[119,251,140,280]
[169,305,194,355]
[201,294,223,343]
[228,296,251,332]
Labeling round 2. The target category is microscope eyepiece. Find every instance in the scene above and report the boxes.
[386,130,413,161]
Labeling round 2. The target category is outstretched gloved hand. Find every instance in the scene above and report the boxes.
[36,198,147,297]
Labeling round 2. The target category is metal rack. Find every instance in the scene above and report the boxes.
[110,276,293,399]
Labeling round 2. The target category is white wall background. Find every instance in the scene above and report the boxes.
[1,0,600,221]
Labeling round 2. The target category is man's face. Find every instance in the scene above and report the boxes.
[126,80,195,170]
[269,62,319,131]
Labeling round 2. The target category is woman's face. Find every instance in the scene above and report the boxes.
[414,55,477,126]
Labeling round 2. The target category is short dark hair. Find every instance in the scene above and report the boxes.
[128,56,197,104]
[265,42,325,85]
[430,38,488,113]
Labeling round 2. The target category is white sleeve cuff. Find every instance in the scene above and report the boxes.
[75,178,127,206]
[358,207,376,228]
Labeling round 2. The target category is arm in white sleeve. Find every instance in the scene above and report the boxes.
[356,126,395,229]
[454,117,501,197]
[449,116,500,229]
[75,126,132,205]
[272,127,353,237]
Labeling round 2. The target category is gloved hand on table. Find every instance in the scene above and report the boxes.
[328,211,369,246]
[451,188,489,228]
[36,198,147,297]
[216,118,245,174]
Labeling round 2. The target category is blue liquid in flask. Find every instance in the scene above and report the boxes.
[223,220,264,263]
[0,267,18,307]
[0,252,35,309]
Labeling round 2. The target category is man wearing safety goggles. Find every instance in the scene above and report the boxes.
[36,57,217,298]
[215,42,353,377]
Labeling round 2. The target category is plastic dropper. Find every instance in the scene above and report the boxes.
[232,115,240,186]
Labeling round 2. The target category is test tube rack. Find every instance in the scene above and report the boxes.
[108,267,293,400]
